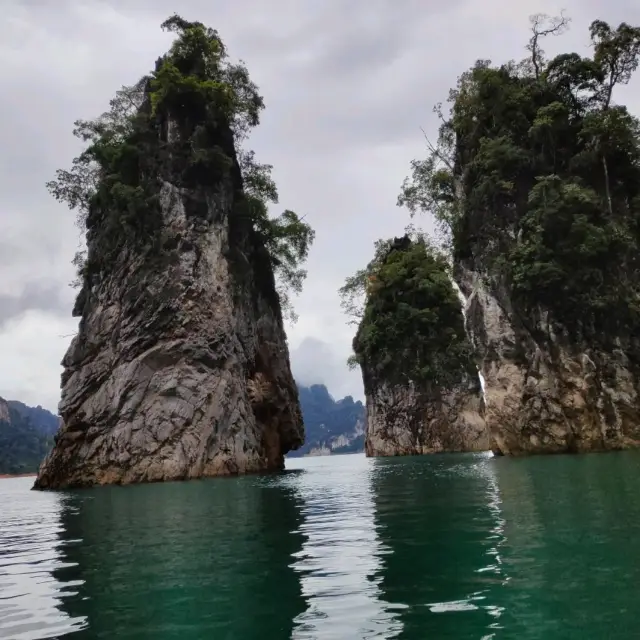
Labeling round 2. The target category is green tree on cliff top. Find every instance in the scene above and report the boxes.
[47,14,313,323]
[340,234,475,387]
[399,14,640,338]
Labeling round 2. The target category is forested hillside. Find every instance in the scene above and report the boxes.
[290,384,365,456]
[0,398,56,475]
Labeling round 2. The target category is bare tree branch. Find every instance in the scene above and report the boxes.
[527,11,571,78]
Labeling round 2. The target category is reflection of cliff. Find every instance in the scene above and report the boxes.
[52,478,306,637]
[492,452,640,637]
[288,455,403,638]
[371,454,506,637]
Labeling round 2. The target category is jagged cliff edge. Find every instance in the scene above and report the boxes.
[455,262,640,455]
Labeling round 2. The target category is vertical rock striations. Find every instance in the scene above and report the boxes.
[456,263,640,455]
[352,236,489,456]
[359,367,488,457]
[35,17,307,489]
[0,398,10,424]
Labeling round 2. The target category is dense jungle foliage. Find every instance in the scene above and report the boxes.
[340,234,475,387]
[47,15,313,322]
[400,15,640,338]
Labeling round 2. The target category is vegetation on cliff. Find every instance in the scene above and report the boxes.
[400,15,640,340]
[340,234,476,388]
[47,14,313,322]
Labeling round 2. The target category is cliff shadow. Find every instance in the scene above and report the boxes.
[50,476,306,639]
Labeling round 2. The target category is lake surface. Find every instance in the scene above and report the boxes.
[2,451,640,639]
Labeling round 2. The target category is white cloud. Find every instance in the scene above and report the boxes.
[0,312,76,410]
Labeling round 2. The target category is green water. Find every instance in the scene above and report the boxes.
[2,451,640,639]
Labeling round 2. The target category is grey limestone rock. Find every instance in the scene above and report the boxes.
[455,263,640,455]
[356,237,489,457]
[35,164,302,490]
[361,367,488,457]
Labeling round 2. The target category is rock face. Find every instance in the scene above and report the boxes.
[0,398,10,424]
[361,368,488,456]
[456,263,640,455]
[354,236,489,457]
[34,140,303,490]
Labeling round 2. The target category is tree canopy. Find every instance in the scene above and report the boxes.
[47,14,313,322]
[338,226,429,327]
[399,16,640,338]
[342,235,475,387]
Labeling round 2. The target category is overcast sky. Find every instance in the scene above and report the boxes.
[1,0,639,412]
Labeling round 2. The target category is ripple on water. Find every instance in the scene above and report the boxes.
[0,478,87,640]
[2,451,640,639]
[286,455,404,639]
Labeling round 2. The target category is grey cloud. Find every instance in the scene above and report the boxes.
[0,241,24,267]
[2,0,639,409]
[13,0,465,154]
[0,282,70,328]
[290,337,363,400]
[291,337,338,386]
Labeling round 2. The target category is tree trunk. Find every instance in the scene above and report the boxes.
[602,154,613,216]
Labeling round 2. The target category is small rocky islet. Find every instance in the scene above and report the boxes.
[34,14,640,489]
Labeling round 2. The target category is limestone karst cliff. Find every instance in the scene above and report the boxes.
[345,236,489,456]
[34,16,312,489]
[456,262,640,455]
[400,16,640,455]
[359,371,488,457]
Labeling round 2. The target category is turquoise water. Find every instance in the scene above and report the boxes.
[1,451,640,639]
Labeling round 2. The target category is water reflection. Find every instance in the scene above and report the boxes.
[0,478,86,639]
[286,455,403,639]
[480,459,508,637]
[371,452,507,639]
[4,450,640,639]
[492,451,640,638]
[53,478,307,639]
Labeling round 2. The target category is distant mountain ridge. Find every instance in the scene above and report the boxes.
[291,384,365,457]
[0,397,57,475]
[7,400,60,435]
